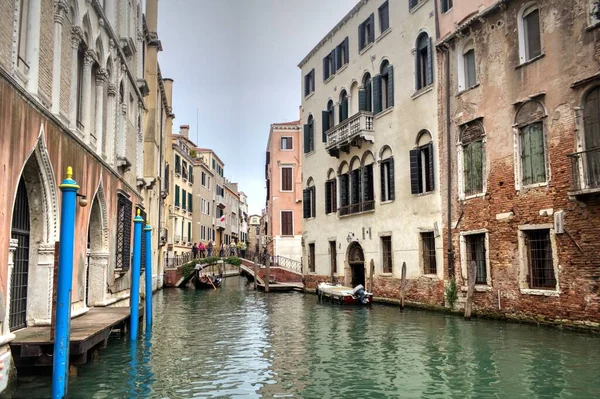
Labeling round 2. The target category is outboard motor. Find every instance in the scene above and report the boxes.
[352,284,369,304]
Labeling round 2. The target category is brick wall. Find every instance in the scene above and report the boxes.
[60,13,72,117]
[0,0,13,71]
[38,0,53,101]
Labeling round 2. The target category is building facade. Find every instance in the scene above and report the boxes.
[248,214,261,254]
[224,180,240,246]
[437,0,600,326]
[197,149,226,247]
[193,156,215,248]
[239,191,249,245]
[299,0,443,302]
[265,120,303,262]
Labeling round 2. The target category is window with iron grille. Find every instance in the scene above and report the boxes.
[461,122,484,197]
[421,232,436,274]
[308,243,315,272]
[525,229,556,289]
[116,195,132,270]
[382,236,392,273]
[465,233,487,284]
[137,207,147,272]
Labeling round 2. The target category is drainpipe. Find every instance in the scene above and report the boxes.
[444,44,455,279]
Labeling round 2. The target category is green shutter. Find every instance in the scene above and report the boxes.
[472,140,483,193]
[325,181,331,214]
[358,89,366,112]
[373,75,382,114]
[303,124,310,153]
[322,110,329,142]
[380,162,387,201]
[188,193,193,212]
[387,65,394,108]
[358,21,365,51]
[426,37,434,86]
[530,122,546,184]
[175,185,180,206]
[410,149,422,194]
[182,189,187,209]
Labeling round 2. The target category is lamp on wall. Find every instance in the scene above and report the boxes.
[76,193,88,207]
[346,232,355,243]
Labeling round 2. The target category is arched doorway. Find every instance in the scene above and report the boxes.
[10,178,30,331]
[347,242,365,288]
[86,187,109,307]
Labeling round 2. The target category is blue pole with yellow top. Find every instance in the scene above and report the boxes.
[144,224,152,330]
[130,209,144,340]
[52,166,80,399]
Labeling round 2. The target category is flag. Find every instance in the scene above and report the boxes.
[220,215,226,223]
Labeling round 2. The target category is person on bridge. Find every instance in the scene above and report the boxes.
[207,241,213,257]
[199,241,206,258]
[192,243,199,259]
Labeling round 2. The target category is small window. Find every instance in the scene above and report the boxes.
[441,0,453,13]
[303,179,316,219]
[465,233,487,284]
[281,137,293,150]
[304,69,315,97]
[524,229,556,289]
[416,33,433,90]
[519,5,542,63]
[358,13,375,51]
[516,101,547,186]
[308,243,316,273]
[281,167,293,192]
[380,154,395,202]
[460,122,484,197]
[382,236,392,273]
[325,178,337,214]
[281,211,293,236]
[303,115,315,154]
[379,1,390,33]
[463,40,477,90]
[421,232,437,275]
[410,131,435,194]
[323,51,335,81]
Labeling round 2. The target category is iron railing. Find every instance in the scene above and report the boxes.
[568,147,600,193]
[241,253,301,273]
[164,251,194,269]
[339,200,375,216]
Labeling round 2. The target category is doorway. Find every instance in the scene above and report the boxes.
[347,242,365,288]
[10,178,30,331]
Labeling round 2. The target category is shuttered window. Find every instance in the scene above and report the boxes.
[281,137,292,150]
[421,232,437,274]
[281,167,293,191]
[382,236,392,273]
[175,185,180,207]
[281,211,293,236]
[583,87,600,188]
[379,2,389,33]
[336,37,349,68]
[523,7,542,61]
[188,193,193,213]
[182,188,187,210]
[466,233,487,284]
[461,122,484,196]
[304,69,315,97]
[339,173,350,215]
[441,0,453,13]
[520,121,546,185]
[416,33,433,90]
[381,157,395,201]
[339,91,349,123]
[464,48,477,89]
[380,61,394,110]
[360,74,372,112]
[304,117,315,153]
[303,187,316,219]
[358,13,375,51]
[410,142,434,194]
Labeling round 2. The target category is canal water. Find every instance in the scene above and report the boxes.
[7,276,600,398]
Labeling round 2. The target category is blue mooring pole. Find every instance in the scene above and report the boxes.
[144,225,152,330]
[52,166,79,399]
[130,209,144,340]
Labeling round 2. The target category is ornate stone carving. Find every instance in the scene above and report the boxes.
[71,26,84,49]
[121,103,127,114]
[84,49,97,66]
[137,30,144,42]
[34,132,59,243]
[109,38,116,49]
[107,83,117,96]
[95,68,108,85]
[54,0,68,25]
[98,18,105,28]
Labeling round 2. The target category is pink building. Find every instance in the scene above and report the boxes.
[265,120,303,262]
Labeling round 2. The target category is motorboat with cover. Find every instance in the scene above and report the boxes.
[316,283,373,305]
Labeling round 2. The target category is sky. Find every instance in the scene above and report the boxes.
[157,0,357,215]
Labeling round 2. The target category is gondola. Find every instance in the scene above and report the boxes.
[191,263,223,290]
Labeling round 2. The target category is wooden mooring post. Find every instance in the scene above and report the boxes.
[253,255,258,291]
[369,259,374,293]
[464,260,477,320]
[400,262,406,310]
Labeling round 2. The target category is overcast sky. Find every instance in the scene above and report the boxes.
[157,0,357,215]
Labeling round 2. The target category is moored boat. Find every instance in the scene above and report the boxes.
[192,263,223,289]
[316,283,373,305]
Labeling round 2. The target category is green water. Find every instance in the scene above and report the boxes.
[7,277,600,398]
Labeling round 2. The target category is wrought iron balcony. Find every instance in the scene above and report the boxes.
[339,200,375,216]
[568,147,600,196]
[326,111,375,158]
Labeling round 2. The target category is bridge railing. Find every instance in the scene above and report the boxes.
[164,252,194,269]
[241,252,302,274]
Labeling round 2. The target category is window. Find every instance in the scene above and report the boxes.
[336,37,349,69]
[421,232,437,274]
[281,137,293,150]
[465,233,487,284]
[382,236,392,273]
[175,154,181,175]
[524,229,556,289]
[76,46,85,127]
[188,165,193,183]
[303,180,316,219]
[515,101,547,187]
[380,150,395,202]
[281,211,293,236]
[188,222,192,243]
[462,40,477,90]
[188,193,193,213]
[377,60,394,112]
[325,177,337,215]
[410,131,435,194]
[519,5,542,63]
[17,0,30,73]
[379,2,390,33]
[308,243,316,273]
[281,166,293,192]
[361,162,374,211]
[303,115,315,153]
[182,189,187,210]
[175,185,180,207]
[322,100,335,142]
[358,13,375,52]
[460,121,484,197]
[339,172,350,216]
[116,195,132,270]
[415,33,433,90]
[304,69,315,97]
[441,0,453,13]
[339,90,349,123]
[359,73,372,112]
[182,161,188,179]
[582,87,600,188]
[323,50,336,81]
[201,171,206,186]
[409,0,419,10]
[330,241,337,275]
[590,0,600,25]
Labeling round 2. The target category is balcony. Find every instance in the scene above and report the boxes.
[326,111,375,158]
[339,200,375,217]
[568,148,600,197]
[216,195,226,209]
[174,234,181,243]
[217,219,226,230]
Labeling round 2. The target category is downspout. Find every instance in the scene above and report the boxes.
[444,45,454,278]
[158,107,164,261]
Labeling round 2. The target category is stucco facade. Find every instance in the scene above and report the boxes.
[196,148,226,248]
[299,0,443,302]
[265,120,303,262]
[437,0,600,327]
[192,158,215,248]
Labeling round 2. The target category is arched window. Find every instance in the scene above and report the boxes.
[338,161,350,216]
[458,39,477,92]
[515,100,547,187]
[339,90,349,123]
[380,146,395,202]
[518,4,542,63]
[582,87,600,188]
[76,44,86,128]
[325,169,337,215]
[303,115,315,153]
[415,33,433,90]
[459,121,485,197]
[361,152,375,211]
[410,130,435,194]
[379,60,394,110]
[303,178,316,219]
[349,157,362,214]
[360,73,372,112]
[322,100,335,142]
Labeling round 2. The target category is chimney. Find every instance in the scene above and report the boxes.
[163,78,173,109]
[145,0,158,35]
[180,125,190,138]
[298,105,302,121]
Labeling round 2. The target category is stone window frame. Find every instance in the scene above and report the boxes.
[459,229,491,292]
[418,229,439,278]
[573,83,600,191]
[457,36,478,93]
[512,99,551,191]
[517,2,544,65]
[379,232,393,276]
[457,118,487,200]
[517,224,560,296]
[279,164,294,193]
[279,210,294,237]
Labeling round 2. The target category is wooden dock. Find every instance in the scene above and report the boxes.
[257,282,304,292]
[10,307,140,371]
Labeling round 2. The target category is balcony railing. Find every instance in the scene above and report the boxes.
[568,147,600,196]
[339,200,375,216]
[216,195,226,208]
[326,111,374,158]
[217,219,226,230]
